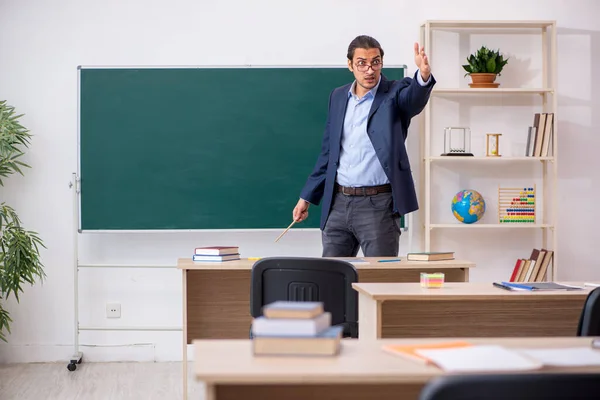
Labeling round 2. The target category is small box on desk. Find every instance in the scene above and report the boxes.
[420,272,445,288]
[251,301,342,356]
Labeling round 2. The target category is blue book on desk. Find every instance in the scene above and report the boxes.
[501,282,583,291]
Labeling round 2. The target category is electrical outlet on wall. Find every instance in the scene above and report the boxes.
[106,303,121,318]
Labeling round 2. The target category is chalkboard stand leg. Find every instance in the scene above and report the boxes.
[69,172,83,371]
[407,212,413,254]
[182,269,189,399]
[67,352,82,371]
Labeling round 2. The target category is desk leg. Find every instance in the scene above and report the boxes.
[182,269,188,400]
[358,293,381,340]
[205,384,216,400]
[462,268,469,282]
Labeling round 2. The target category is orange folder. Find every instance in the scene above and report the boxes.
[382,341,473,364]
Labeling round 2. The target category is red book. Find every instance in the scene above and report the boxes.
[194,246,239,255]
[509,259,522,282]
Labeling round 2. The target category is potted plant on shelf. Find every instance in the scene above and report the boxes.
[0,100,46,342]
[462,46,509,88]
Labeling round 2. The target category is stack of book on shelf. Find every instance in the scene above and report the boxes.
[525,112,554,157]
[251,301,342,356]
[508,248,554,282]
[407,251,454,261]
[192,246,240,262]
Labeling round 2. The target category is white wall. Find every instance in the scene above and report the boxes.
[1,0,599,363]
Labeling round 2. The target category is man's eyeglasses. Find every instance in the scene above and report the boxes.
[355,59,382,72]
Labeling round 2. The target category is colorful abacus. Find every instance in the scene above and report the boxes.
[498,186,536,224]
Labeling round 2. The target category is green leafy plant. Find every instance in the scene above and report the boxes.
[0,100,45,342]
[462,46,509,76]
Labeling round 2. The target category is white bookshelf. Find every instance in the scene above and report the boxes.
[418,20,558,279]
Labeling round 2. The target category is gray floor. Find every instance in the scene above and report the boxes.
[0,362,201,400]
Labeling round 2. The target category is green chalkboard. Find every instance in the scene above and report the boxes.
[78,66,406,230]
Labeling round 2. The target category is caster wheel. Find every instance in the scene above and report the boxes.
[77,358,82,364]
[67,362,77,371]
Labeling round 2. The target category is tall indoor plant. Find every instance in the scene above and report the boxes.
[0,100,45,342]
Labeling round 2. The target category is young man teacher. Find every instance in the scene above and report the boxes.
[292,35,435,257]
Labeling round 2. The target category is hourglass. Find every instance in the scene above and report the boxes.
[441,127,473,156]
[486,133,502,157]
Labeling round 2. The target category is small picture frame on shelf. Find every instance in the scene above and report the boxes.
[441,127,473,156]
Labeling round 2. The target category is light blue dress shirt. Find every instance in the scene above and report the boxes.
[336,70,430,187]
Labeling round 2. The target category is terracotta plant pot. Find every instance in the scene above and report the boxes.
[469,73,499,88]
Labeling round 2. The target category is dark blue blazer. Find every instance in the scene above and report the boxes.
[299,70,436,230]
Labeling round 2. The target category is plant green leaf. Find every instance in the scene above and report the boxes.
[0,304,12,342]
[486,58,496,73]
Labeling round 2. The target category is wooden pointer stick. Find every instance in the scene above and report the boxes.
[274,220,296,242]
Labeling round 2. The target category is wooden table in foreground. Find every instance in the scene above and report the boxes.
[194,337,600,400]
[352,282,592,341]
[178,257,474,399]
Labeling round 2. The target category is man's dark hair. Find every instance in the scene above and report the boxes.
[347,35,385,60]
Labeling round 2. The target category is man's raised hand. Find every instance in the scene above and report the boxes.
[414,42,430,81]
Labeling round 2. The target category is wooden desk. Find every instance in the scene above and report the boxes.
[178,257,474,340]
[352,282,591,341]
[193,337,600,400]
[179,257,474,398]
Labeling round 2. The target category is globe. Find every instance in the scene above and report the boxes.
[451,190,485,224]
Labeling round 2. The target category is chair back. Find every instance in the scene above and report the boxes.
[250,257,358,338]
[419,373,600,400]
[577,286,600,336]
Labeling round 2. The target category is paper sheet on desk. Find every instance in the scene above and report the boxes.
[415,345,542,372]
[337,258,369,264]
[516,347,600,367]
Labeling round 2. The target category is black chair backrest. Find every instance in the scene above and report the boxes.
[419,373,600,400]
[577,287,600,336]
[250,257,358,337]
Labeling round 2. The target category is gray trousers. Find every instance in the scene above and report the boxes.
[321,191,402,257]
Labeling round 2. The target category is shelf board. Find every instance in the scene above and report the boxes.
[430,224,553,229]
[428,156,554,162]
[421,20,555,29]
[432,88,553,95]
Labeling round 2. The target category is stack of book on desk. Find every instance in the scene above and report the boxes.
[251,301,342,356]
[192,246,240,262]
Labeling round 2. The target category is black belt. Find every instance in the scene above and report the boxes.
[335,183,392,196]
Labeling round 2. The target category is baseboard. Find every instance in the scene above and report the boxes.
[0,344,72,363]
[0,343,195,363]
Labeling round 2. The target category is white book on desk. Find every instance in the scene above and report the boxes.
[252,312,331,337]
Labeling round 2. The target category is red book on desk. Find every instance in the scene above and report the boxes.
[194,246,239,255]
